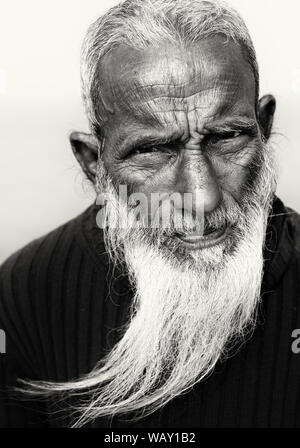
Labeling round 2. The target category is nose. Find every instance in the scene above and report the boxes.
[174,149,222,214]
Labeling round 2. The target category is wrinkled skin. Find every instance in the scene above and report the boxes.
[71,35,276,218]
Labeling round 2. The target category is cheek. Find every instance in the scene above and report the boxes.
[215,162,248,201]
[210,146,260,201]
[104,160,159,193]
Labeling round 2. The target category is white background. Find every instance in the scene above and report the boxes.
[1,0,300,263]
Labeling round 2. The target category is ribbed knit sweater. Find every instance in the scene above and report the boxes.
[1,197,300,428]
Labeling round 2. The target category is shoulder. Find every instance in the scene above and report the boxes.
[0,204,98,290]
[0,202,108,277]
[0,205,109,375]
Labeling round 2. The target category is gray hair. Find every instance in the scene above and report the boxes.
[81,0,259,135]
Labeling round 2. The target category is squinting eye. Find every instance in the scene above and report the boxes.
[218,131,243,140]
[132,146,161,155]
[226,131,242,139]
[207,131,243,145]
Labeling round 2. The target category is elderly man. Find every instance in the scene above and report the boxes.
[1,0,300,429]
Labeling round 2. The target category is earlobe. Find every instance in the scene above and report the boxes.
[258,94,276,141]
[69,132,100,183]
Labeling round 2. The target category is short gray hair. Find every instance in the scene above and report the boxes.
[81,0,259,135]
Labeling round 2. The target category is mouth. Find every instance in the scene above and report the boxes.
[176,224,229,249]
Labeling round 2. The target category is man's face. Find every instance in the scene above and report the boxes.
[98,35,262,241]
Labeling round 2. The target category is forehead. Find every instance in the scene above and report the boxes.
[99,35,257,132]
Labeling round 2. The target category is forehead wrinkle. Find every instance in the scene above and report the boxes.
[99,37,257,126]
[107,58,249,113]
[115,71,203,99]
[113,73,242,108]
[109,41,250,97]
[107,68,248,126]
[115,85,241,130]
[125,87,220,106]
[117,84,233,112]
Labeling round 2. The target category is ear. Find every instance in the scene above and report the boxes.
[69,132,100,183]
[257,94,276,141]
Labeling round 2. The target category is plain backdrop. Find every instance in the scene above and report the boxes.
[1,0,300,263]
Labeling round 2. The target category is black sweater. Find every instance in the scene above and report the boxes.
[1,197,300,428]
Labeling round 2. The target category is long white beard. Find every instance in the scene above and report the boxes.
[22,144,277,428]
[98,211,265,412]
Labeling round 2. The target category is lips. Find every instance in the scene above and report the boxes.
[176,224,228,249]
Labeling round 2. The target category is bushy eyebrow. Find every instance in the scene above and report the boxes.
[204,118,258,134]
[116,130,183,155]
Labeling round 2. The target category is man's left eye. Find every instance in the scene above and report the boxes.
[224,131,243,139]
[205,131,244,146]
[216,131,242,141]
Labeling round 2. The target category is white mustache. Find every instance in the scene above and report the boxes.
[124,195,241,236]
